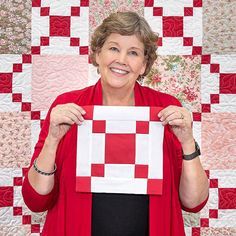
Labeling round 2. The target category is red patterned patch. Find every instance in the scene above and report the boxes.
[70,38,80,46]
[153,7,163,16]
[50,16,71,37]
[219,188,236,209]
[0,187,13,207]
[0,73,12,93]
[13,64,22,72]
[71,7,80,16]
[184,7,193,16]
[12,93,22,102]
[210,94,220,104]
[163,17,183,37]
[220,73,236,94]
[40,7,50,16]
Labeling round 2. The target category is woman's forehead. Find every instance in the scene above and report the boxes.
[104,33,144,49]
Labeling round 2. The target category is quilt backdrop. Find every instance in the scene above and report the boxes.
[0,0,236,235]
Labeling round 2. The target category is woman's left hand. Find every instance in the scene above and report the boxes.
[158,105,194,145]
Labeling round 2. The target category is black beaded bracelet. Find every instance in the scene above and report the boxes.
[33,158,57,176]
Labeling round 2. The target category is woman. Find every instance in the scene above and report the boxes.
[22,11,209,236]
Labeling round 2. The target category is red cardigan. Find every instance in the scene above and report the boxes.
[22,80,208,236]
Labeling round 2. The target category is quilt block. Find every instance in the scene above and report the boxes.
[76,106,164,195]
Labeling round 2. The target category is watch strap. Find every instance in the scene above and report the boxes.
[183,140,201,161]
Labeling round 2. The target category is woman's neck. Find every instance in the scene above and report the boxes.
[102,84,135,106]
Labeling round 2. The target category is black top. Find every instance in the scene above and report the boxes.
[92,193,149,236]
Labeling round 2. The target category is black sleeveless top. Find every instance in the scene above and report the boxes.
[92,193,149,236]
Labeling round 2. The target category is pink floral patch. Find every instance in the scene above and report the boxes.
[143,55,201,112]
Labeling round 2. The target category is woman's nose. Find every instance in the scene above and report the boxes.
[117,52,128,65]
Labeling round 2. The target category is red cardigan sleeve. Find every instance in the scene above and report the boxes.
[22,96,62,212]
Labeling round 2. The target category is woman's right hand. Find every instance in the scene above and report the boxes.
[48,103,86,144]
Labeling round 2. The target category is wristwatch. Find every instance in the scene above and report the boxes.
[183,140,201,161]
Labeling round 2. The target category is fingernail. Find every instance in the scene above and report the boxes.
[81,110,86,115]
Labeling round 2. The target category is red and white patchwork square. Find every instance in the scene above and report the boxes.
[144,1,202,55]
[31,1,89,55]
[201,55,236,112]
[76,106,164,195]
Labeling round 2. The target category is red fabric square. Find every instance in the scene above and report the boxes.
[22,215,31,224]
[201,104,211,113]
[22,102,31,112]
[192,227,200,236]
[135,165,148,178]
[210,64,220,73]
[219,188,236,209]
[32,0,41,7]
[209,209,218,218]
[183,37,193,46]
[163,17,183,37]
[12,93,22,102]
[153,7,163,16]
[192,46,202,55]
[70,37,80,46]
[83,106,94,120]
[50,16,71,37]
[13,64,22,72]
[157,37,162,46]
[31,46,40,54]
[76,177,91,192]
[0,187,13,207]
[40,36,50,46]
[31,224,40,233]
[210,179,218,188]
[192,112,201,121]
[150,107,162,121]
[40,7,50,16]
[200,218,209,227]
[71,7,80,16]
[147,179,162,195]
[13,207,22,216]
[80,0,89,6]
[145,0,154,6]
[193,0,202,7]
[205,170,210,178]
[91,164,104,177]
[92,120,106,133]
[13,177,22,186]
[80,46,89,55]
[201,55,211,64]
[0,73,12,93]
[220,73,236,94]
[184,7,193,16]
[22,54,32,63]
[31,111,41,120]
[136,121,149,134]
[105,134,135,164]
[22,167,29,177]
[210,94,220,104]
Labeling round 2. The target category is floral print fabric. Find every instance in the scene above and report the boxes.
[0,0,31,54]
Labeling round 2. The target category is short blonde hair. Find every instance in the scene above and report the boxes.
[90,11,158,76]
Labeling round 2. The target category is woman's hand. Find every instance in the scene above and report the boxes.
[48,103,86,144]
[158,105,194,146]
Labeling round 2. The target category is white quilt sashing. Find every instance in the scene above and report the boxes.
[76,105,164,195]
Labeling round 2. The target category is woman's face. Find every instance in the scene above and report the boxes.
[95,33,146,91]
